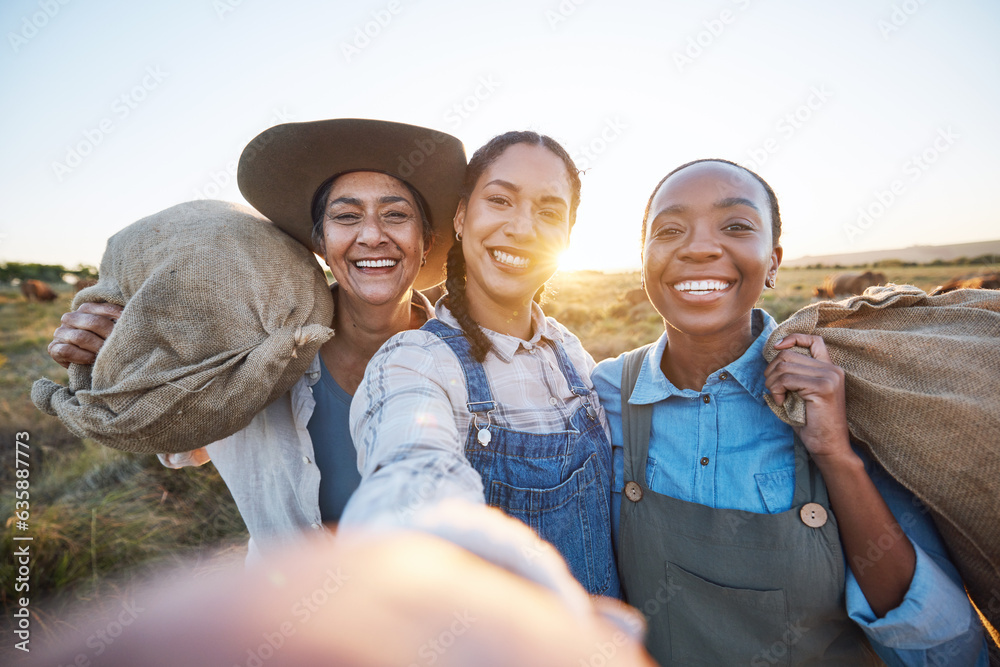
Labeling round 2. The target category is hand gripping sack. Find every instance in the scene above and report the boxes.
[762,284,1000,651]
[32,200,335,453]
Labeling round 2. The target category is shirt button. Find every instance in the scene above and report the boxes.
[528,348,536,354]
[624,481,643,502]
[719,372,729,381]
[700,457,709,466]
[310,523,322,530]
[800,503,829,528]
[302,456,311,464]
[548,397,558,405]
[702,394,711,404]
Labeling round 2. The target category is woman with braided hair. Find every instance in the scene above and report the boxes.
[341,131,619,599]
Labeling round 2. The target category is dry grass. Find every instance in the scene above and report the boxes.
[0,285,247,657]
[0,265,984,657]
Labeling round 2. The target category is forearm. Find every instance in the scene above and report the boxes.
[815,449,916,617]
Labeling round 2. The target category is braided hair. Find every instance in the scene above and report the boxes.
[445,131,582,362]
[640,158,782,253]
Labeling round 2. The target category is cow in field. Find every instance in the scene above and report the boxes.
[929,271,1000,295]
[812,271,888,299]
[74,278,98,293]
[20,279,58,302]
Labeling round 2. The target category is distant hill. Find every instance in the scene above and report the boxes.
[783,239,1000,268]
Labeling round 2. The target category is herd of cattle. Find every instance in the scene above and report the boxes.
[813,270,1000,298]
[14,271,1000,305]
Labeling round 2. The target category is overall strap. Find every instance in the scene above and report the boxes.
[620,344,655,486]
[549,339,590,397]
[421,319,497,414]
[790,434,831,507]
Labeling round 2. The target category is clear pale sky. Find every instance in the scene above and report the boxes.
[2,0,998,272]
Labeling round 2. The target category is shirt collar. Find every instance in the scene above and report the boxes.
[436,300,564,363]
[629,309,776,405]
[311,284,435,386]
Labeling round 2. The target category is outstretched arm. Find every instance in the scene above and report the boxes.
[340,332,485,528]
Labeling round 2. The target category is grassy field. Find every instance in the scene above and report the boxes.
[0,265,981,656]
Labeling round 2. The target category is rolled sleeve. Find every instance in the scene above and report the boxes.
[339,331,485,528]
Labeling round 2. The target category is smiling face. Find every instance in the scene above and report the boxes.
[643,161,782,343]
[320,171,426,307]
[455,143,573,317]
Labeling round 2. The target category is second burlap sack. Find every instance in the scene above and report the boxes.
[32,200,335,453]
[763,284,1000,649]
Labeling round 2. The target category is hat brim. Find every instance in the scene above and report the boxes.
[237,119,467,290]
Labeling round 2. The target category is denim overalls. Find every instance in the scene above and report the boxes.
[423,319,620,598]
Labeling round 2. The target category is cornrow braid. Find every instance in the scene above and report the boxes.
[444,239,492,362]
[444,130,581,362]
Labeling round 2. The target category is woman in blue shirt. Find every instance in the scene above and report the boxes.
[592,159,988,665]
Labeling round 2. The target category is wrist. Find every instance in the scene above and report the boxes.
[809,444,863,477]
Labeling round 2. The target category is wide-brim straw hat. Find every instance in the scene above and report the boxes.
[237,118,466,290]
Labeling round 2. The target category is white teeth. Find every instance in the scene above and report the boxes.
[492,250,529,268]
[355,259,398,269]
[673,280,730,294]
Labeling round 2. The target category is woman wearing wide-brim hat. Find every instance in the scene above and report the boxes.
[48,118,467,562]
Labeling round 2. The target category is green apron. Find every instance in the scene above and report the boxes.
[618,345,881,666]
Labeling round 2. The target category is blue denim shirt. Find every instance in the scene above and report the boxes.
[593,309,988,666]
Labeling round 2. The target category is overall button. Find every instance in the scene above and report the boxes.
[800,503,828,528]
[624,481,643,502]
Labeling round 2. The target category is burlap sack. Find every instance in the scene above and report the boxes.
[32,200,335,453]
[763,284,1000,651]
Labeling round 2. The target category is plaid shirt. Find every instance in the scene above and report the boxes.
[340,302,610,527]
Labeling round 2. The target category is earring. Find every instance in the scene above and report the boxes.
[766,276,776,289]
[455,231,462,242]
[420,256,427,267]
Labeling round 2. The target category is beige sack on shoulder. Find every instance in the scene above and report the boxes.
[763,284,1000,647]
[32,200,334,453]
